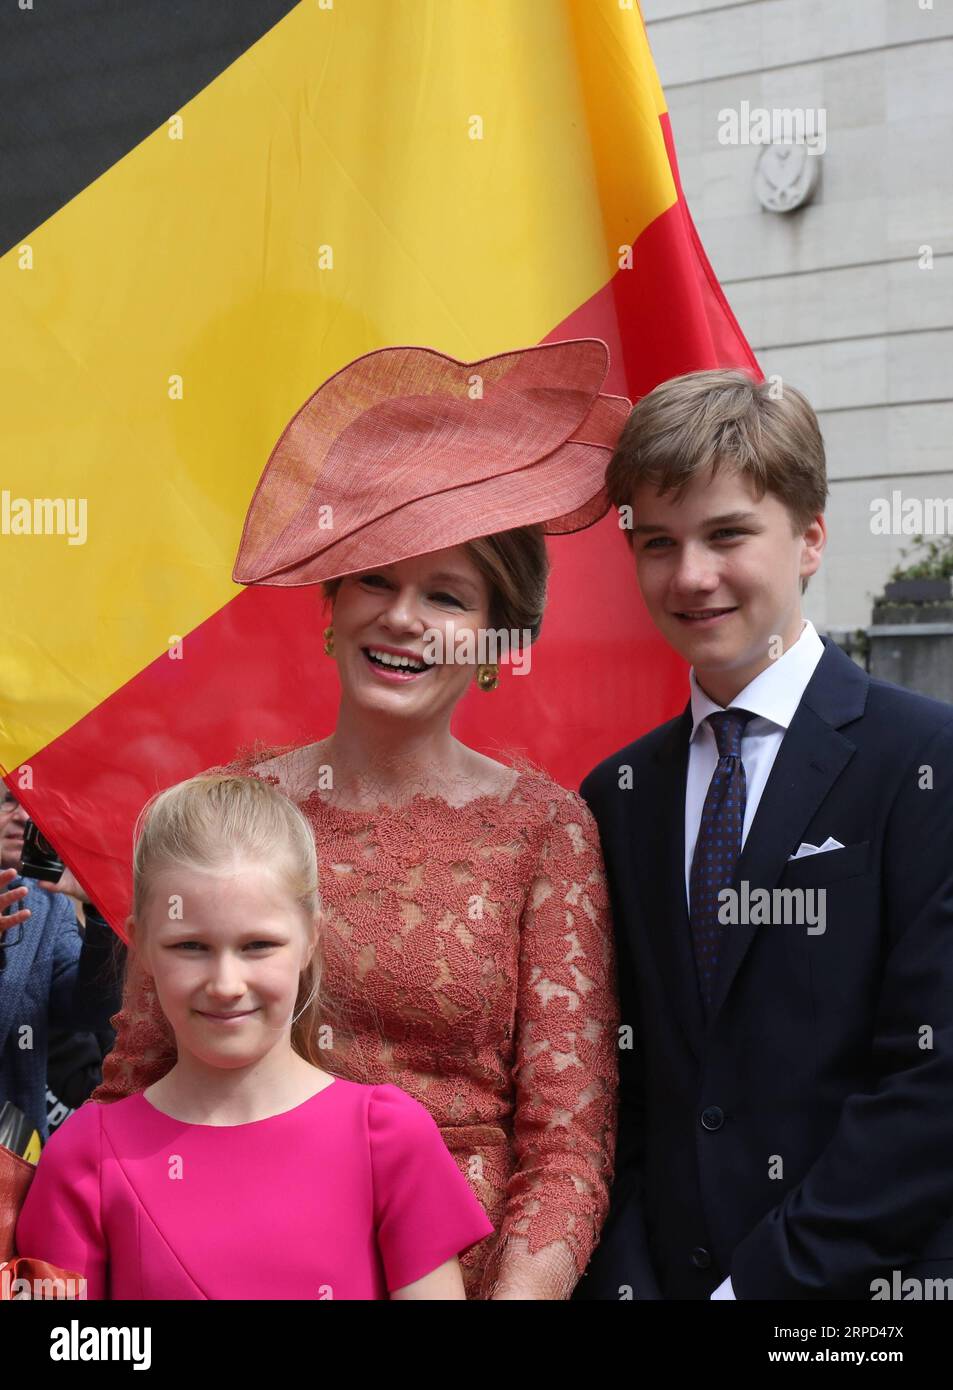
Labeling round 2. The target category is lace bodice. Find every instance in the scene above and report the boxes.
[91,743,619,1299]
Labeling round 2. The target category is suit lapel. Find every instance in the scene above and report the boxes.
[637,707,707,1061]
[708,640,869,1020]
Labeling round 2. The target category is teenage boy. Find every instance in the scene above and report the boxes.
[575,369,953,1300]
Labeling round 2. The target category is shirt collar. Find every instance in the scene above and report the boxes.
[689,620,825,742]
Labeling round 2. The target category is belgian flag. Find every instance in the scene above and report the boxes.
[0,0,757,929]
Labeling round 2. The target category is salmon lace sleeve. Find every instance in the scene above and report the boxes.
[486,786,619,1300]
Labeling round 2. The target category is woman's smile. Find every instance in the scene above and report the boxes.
[361,644,433,682]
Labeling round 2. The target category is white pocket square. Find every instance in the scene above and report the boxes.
[789,837,845,861]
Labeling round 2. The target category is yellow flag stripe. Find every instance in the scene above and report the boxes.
[1,0,675,767]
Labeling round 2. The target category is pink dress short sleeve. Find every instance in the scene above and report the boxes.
[369,1084,494,1293]
[16,1079,491,1300]
[15,1102,106,1300]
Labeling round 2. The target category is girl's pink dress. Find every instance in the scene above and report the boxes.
[91,752,619,1299]
[15,1078,493,1300]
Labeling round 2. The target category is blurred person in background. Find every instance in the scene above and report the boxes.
[1,786,123,1140]
[45,1024,118,1136]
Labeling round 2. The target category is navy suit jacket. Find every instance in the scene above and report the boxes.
[575,639,953,1299]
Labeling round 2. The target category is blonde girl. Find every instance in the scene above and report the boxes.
[16,775,492,1299]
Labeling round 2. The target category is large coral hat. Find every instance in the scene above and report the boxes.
[233,338,631,586]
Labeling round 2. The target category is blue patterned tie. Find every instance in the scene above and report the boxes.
[690,709,754,1008]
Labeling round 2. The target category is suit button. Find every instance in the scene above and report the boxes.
[691,1247,711,1269]
[701,1106,724,1131]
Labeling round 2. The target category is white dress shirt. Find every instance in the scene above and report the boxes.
[681,620,826,1304]
[685,620,826,907]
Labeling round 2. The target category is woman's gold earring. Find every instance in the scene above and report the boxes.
[323,625,335,658]
[476,664,499,692]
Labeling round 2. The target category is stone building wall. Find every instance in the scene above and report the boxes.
[643,0,953,633]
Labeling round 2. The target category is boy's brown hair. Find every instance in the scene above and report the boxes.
[606,368,828,534]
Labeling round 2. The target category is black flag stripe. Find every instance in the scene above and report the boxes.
[0,0,300,254]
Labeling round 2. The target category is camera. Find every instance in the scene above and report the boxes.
[18,820,65,884]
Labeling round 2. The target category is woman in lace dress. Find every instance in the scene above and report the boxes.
[91,340,630,1299]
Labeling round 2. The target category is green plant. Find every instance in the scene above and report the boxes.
[888,535,953,582]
